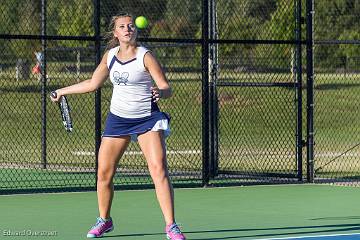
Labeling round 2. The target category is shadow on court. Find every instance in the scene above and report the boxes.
[187,223,360,240]
[310,216,360,221]
[102,232,163,238]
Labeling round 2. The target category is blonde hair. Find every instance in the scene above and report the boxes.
[105,12,135,50]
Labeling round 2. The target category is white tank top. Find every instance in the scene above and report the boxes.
[107,46,158,118]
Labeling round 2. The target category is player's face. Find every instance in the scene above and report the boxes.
[113,16,137,43]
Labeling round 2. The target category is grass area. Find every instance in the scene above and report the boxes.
[314,73,360,177]
[1,69,360,190]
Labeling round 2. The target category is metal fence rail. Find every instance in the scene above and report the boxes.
[0,0,359,194]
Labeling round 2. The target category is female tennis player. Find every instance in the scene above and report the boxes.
[50,12,186,240]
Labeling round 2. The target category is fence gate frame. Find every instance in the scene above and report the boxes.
[202,0,314,185]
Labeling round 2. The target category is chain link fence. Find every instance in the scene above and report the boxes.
[0,0,359,193]
[0,0,204,193]
[313,0,360,185]
[205,0,302,185]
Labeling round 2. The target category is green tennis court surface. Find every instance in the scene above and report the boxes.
[0,184,359,240]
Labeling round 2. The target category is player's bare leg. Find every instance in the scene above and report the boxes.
[137,130,175,225]
[97,136,130,219]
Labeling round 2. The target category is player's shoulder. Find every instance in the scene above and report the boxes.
[108,46,120,56]
[104,46,120,65]
[100,50,110,64]
[137,45,151,56]
[137,45,148,50]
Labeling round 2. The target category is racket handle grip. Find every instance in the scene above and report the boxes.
[50,91,57,98]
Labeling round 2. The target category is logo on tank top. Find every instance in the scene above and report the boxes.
[113,71,129,85]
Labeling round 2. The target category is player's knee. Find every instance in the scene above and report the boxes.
[97,169,114,184]
[148,161,167,181]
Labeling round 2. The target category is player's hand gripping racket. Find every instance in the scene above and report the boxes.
[50,91,73,132]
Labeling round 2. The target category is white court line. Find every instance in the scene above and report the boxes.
[257,232,360,240]
[71,150,359,157]
[72,150,202,156]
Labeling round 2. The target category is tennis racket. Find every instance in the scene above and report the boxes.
[50,91,73,132]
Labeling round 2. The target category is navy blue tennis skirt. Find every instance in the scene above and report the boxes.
[103,111,171,141]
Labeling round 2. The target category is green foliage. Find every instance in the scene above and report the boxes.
[255,0,295,69]
[262,0,295,40]
[314,0,360,69]
[1,0,40,60]
[149,0,202,68]
[216,0,278,62]
[0,0,359,69]
[55,0,94,48]
[101,0,168,37]
[158,0,201,38]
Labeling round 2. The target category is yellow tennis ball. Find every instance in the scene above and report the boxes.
[135,16,149,29]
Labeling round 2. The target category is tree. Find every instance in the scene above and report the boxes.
[255,0,296,71]
[56,0,94,48]
[2,0,41,60]
[102,0,168,38]
[315,0,360,69]
[216,0,277,69]
[149,0,202,68]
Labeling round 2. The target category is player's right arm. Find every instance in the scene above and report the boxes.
[51,51,109,102]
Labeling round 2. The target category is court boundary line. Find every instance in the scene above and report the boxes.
[71,149,202,156]
[70,150,360,157]
[0,183,355,197]
[258,232,360,240]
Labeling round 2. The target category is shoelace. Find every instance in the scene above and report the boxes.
[169,224,182,234]
[91,218,106,230]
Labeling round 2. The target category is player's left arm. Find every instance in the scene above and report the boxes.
[144,52,172,101]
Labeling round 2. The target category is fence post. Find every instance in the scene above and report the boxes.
[306,0,315,182]
[295,0,303,181]
[202,0,210,186]
[94,0,101,188]
[41,0,47,169]
[209,0,219,179]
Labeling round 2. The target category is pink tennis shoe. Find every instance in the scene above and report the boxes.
[86,218,186,239]
[166,222,186,240]
[87,217,114,238]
